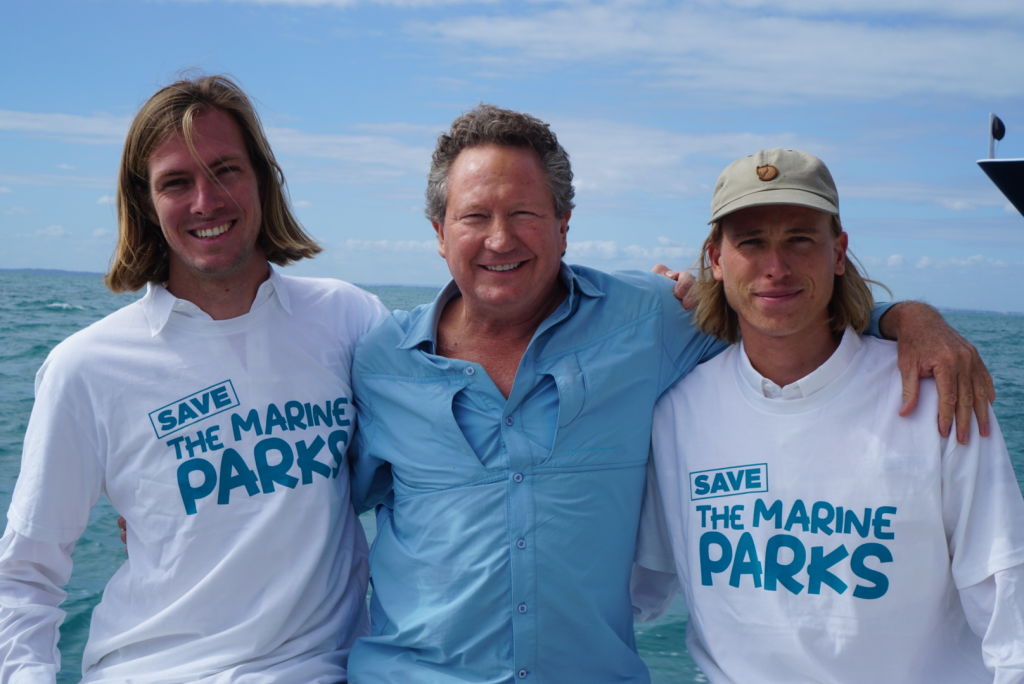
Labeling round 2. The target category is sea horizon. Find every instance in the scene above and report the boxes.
[3,267,1022,317]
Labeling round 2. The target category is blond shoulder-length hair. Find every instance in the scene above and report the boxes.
[692,216,884,343]
[105,74,320,292]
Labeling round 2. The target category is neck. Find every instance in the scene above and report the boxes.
[740,324,841,387]
[435,282,567,398]
[165,261,271,320]
[444,282,566,343]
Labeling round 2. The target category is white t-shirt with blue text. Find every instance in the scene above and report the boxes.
[638,329,1024,683]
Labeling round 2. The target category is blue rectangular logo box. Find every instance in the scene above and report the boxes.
[689,462,769,501]
[148,380,239,438]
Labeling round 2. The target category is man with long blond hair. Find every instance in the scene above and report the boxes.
[636,149,1024,682]
[0,75,384,682]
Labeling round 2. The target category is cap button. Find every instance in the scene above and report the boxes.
[756,164,778,181]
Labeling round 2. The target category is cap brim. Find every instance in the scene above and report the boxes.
[709,189,839,224]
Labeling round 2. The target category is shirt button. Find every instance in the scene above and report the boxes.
[515,538,527,549]
[517,602,528,614]
[518,669,528,679]
[512,472,524,483]
[504,415,514,426]
[464,367,475,376]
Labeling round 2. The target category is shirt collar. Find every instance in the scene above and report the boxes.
[397,263,605,352]
[140,265,289,336]
[737,327,861,400]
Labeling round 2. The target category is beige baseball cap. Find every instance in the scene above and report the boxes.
[709,148,839,223]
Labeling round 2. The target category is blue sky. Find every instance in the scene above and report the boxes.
[3,0,1023,311]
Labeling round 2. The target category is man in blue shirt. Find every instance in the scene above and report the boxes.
[349,106,994,683]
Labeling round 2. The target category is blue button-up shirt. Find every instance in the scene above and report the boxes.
[349,265,723,683]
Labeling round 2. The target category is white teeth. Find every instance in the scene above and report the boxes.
[193,223,230,239]
[483,262,521,272]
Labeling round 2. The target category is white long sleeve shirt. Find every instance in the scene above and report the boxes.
[0,270,385,683]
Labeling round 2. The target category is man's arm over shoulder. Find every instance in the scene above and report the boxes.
[650,265,995,441]
[876,301,995,443]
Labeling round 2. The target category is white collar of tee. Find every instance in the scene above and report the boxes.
[737,327,861,400]
[140,265,290,336]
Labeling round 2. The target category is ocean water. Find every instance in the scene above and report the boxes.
[0,269,1021,683]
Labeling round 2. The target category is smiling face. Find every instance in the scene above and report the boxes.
[434,144,570,324]
[147,108,266,297]
[711,204,847,349]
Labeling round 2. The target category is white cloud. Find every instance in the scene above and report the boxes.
[847,182,1010,212]
[35,225,67,238]
[0,186,12,193]
[294,200,313,208]
[269,126,431,177]
[340,238,437,252]
[567,239,698,264]
[556,118,809,198]
[701,0,1021,24]
[911,253,1010,269]
[623,243,695,262]
[57,163,76,171]
[92,228,112,238]
[0,110,129,145]
[566,240,621,259]
[886,254,904,267]
[0,173,112,190]
[410,2,1024,101]
[96,195,115,205]
[219,0,484,6]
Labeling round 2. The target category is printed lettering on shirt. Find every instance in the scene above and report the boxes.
[691,464,896,600]
[690,463,768,500]
[148,383,352,515]
[148,380,240,438]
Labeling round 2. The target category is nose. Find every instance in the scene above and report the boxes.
[483,217,516,252]
[764,245,791,279]
[191,174,226,217]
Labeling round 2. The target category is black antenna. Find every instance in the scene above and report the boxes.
[989,113,1005,159]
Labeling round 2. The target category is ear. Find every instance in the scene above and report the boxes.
[834,231,848,276]
[709,241,725,282]
[559,211,571,253]
[432,220,446,259]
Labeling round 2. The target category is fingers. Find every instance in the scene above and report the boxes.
[898,358,921,418]
[651,264,677,279]
[676,272,698,310]
[931,365,956,440]
[955,376,974,445]
[972,352,995,438]
[118,516,127,546]
[971,393,990,440]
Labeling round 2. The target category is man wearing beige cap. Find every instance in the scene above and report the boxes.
[635,149,1024,682]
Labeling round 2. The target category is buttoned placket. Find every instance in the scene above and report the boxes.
[502,356,538,681]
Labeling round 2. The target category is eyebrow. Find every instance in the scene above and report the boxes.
[151,154,246,182]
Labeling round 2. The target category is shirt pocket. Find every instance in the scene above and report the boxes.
[382,377,496,496]
[550,353,587,428]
